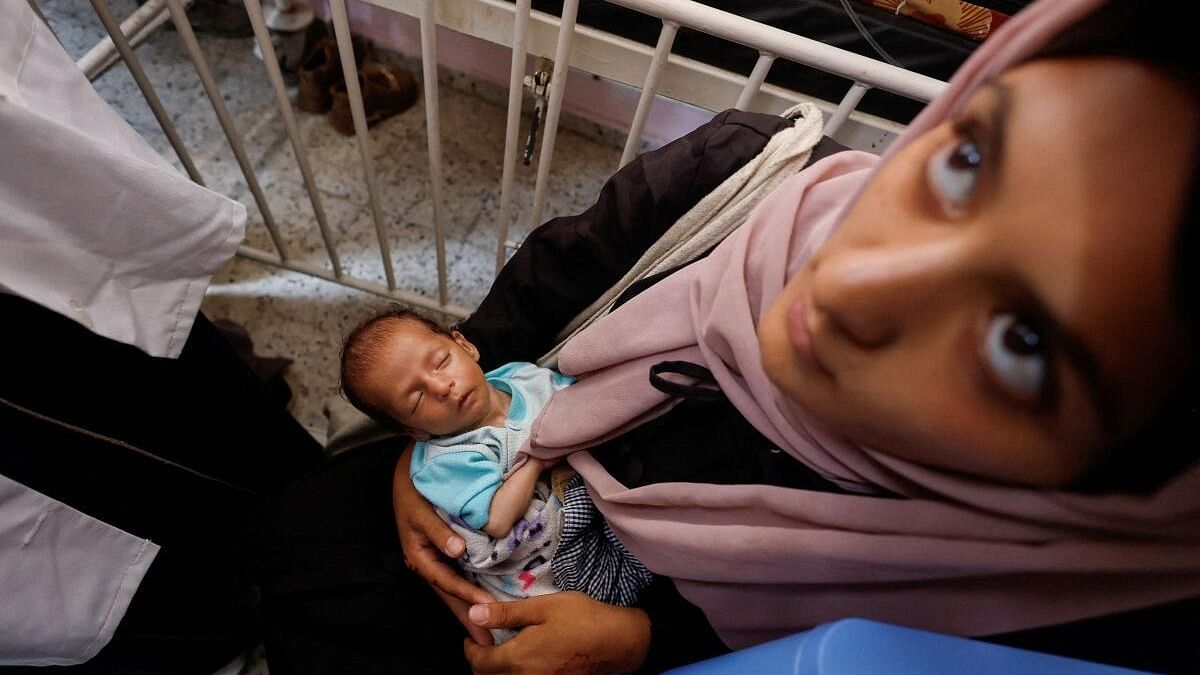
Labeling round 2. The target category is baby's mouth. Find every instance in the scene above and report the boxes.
[457,389,473,409]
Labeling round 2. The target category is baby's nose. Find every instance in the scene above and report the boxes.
[429,374,453,397]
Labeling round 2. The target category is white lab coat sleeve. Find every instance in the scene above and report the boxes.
[0,0,246,359]
[0,474,160,666]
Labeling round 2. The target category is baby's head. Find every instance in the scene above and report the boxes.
[341,307,494,439]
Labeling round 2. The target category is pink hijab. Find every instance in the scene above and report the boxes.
[527,0,1200,649]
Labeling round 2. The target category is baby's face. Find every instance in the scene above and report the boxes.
[355,321,495,437]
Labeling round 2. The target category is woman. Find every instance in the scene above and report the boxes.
[247,0,1200,672]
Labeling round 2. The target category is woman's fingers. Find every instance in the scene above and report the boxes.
[406,539,495,606]
[393,447,494,606]
[435,587,495,646]
[468,592,652,674]
[468,596,548,630]
[462,600,547,673]
[396,514,471,596]
[463,638,515,675]
[410,504,466,558]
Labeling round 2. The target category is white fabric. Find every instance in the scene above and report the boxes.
[0,0,245,359]
[0,474,159,666]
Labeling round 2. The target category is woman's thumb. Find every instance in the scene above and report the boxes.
[469,599,542,629]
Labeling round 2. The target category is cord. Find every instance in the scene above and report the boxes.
[836,0,904,68]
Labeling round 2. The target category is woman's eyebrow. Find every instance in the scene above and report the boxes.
[979,80,1013,179]
[1054,318,1121,437]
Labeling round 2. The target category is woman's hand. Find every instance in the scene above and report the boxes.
[462,591,651,674]
[393,442,496,644]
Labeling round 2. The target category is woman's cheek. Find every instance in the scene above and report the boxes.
[758,301,804,397]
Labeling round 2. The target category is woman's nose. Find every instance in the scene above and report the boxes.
[810,237,967,350]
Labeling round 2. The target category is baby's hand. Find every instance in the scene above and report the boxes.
[528,455,559,471]
[514,455,543,473]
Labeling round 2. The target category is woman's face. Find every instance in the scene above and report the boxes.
[759,58,1198,487]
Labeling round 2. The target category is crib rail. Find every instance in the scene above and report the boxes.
[84,0,945,320]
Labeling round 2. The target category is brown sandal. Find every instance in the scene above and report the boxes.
[297,37,341,113]
[327,63,419,136]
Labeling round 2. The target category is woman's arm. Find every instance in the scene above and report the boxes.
[392,441,497,644]
[462,592,651,675]
[483,456,548,538]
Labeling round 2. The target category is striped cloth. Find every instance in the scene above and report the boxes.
[552,474,654,606]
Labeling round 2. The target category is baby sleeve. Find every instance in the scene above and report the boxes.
[410,443,503,530]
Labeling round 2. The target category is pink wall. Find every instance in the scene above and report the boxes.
[315,0,712,147]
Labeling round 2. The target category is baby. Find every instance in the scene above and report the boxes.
[340,308,652,640]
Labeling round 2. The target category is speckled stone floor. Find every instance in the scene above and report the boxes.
[39,0,620,445]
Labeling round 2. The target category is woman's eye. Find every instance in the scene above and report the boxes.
[438,354,449,369]
[926,136,983,216]
[982,313,1048,405]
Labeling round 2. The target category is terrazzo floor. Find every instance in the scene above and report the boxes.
[38,0,621,446]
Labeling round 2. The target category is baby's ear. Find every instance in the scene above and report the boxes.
[451,330,480,362]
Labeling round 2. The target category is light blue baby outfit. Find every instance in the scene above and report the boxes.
[411,362,573,530]
[410,362,573,640]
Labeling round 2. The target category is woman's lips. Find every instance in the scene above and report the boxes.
[786,291,833,378]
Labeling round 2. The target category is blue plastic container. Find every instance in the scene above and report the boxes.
[665,619,1148,674]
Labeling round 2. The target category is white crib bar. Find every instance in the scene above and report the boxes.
[619,20,678,168]
[89,0,204,185]
[237,245,472,318]
[735,52,775,111]
[825,82,870,138]
[329,0,398,290]
[163,0,290,260]
[527,0,581,235]
[495,0,533,275]
[242,0,344,278]
[421,0,450,308]
[80,0,176,82]
[606,0,943,102]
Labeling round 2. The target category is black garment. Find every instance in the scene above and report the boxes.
[594,397,846,493]
[459,108,795,369]
[985,599,1200,674]
[0,294,324,674]
[245,442,472,675]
